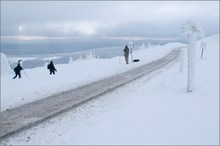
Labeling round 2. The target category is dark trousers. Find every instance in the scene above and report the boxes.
[125,56,129,64]
[13,72,21,79]
[50,69,55,75]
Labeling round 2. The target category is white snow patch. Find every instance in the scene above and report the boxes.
[1,53,13,76]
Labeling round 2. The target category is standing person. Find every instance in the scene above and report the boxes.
[13,62,23,79]
[123,45,129,64]
[47,61,57,75]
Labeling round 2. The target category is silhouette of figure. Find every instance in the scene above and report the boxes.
[13,63,23,79]
[47,61,57,75]
[123,45,129,64]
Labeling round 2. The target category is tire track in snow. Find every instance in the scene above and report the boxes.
[0,48,182,139]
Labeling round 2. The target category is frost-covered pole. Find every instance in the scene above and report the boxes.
[187,33,197,92]
[129,41,134,63]
[181,20,204,92]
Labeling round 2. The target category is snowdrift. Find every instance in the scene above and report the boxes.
[1,52,13,76]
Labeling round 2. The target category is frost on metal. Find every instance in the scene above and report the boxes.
[181,20,205,92]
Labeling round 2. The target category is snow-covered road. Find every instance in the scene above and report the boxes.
[0,48,180,139]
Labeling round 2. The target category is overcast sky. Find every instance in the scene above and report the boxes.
[1,1,219,41]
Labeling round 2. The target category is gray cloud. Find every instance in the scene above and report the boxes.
[1,1,219,39]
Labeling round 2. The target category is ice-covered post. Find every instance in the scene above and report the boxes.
[129,41,134,63]
[200,42,206,58]
[181,20,204,92]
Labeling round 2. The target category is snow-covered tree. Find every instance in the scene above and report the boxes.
[148,42,151,48]
[142,43,146,49]
[181,20,204,92]
[85,52,96,60]
[69,57,74,64]
[77,55,83,61]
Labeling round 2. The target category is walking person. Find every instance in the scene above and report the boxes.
[123,45,129,64]
[13,62,23,79]
[47,61,57,75]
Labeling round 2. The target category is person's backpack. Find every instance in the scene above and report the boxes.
[14,65,22,72]
[14,67,17,72]
[47,64,50,69]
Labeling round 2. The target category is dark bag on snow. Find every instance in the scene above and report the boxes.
[133,59,140,62]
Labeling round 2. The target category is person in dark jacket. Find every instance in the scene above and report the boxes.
[47,61,57,75]
[123,45,129,64]
[13,63,23,79]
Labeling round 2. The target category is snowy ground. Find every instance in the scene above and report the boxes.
[0,34,219,145]
[1,42,183,111]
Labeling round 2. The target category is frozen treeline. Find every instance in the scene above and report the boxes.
[7,45,146,69]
